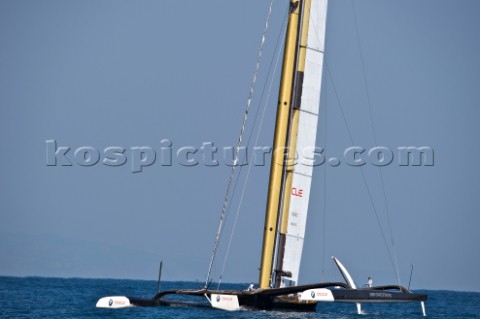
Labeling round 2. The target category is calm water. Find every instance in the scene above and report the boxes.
[0,276,479,318]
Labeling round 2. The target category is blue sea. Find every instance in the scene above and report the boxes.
[0,276,478,318]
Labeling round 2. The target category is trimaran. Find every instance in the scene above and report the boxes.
[97,0,427,315]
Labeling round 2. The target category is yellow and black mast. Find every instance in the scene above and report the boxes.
[258,0,312,289]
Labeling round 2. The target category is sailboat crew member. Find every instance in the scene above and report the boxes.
[367,277,373,287]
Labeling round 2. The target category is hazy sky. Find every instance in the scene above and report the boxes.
[1,0,479,293]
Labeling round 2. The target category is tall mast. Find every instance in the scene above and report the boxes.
[258,0,303,289]
[274,0,313,288]
[259,0,327,289]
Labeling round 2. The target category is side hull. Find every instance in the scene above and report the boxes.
[237,294,318,311]
[330,288,427,303]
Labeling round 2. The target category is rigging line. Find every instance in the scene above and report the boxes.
[243,4,290,148]
[219,1,290,232]
[312,2,398,280]
[204,0,275,288]
[216,4,287,288]
[350,0,396,246]
[216,7,289,289]
[350,0,401,285]
[325,62,398,276]
[321,54,328,283]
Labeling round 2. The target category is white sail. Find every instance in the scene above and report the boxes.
[280,0,327,287]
